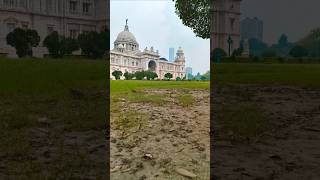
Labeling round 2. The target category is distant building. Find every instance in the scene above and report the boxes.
[186,67,192,80]
[110,21,186,80]
[169,48,174,61]
[240,17,263,41]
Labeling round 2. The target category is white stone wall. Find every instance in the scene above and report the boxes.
[110,51,186,80]
[211,0,241,55]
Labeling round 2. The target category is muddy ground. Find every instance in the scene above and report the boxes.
[110,89,210,180]
[212,84,320,180]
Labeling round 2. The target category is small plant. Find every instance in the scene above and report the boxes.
[112,70,122,80]
[164,73,173,80]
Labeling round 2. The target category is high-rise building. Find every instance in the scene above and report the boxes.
[169,48,174,61]
[240,17,263,41]
[186,67,192,80]
[211,0,241,56]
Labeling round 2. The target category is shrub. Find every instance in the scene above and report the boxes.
[112,70,122,80]
[6,28,40,57]
[78,31,108,59]
[43,31,79,58]
[164,73,173,80]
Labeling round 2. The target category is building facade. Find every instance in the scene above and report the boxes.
[211,0,241,55]
[110,22,186,80]
[241,17,263,41]
[0,0,107,58]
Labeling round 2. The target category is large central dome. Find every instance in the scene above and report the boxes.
[114,20,139,52]
[115,26,137,44]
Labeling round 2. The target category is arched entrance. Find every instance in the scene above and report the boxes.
[148,60,156,72]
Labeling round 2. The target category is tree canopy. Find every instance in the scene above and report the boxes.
[173,0,210,39]
[6,28,40,57]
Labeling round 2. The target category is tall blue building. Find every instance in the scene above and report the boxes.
[186,67,193,80]
[169,48,174,61]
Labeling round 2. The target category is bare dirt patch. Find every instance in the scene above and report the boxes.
[111,89,210,180]
[212,84,320,180]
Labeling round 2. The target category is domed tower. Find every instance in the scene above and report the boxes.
[114,19,139,52]
[174,47,185,65]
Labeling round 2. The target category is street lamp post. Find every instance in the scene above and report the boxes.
[227,35,233,57]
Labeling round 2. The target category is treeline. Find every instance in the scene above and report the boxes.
[212,28,320,62]
[112,70,189,81]
[6,28,109,59]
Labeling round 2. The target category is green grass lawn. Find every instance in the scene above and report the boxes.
[0,58,107,178]
[110,80,209,93]
[213,63,320,86]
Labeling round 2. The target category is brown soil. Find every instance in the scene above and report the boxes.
[212,84,320,180]
[111,89,210,180]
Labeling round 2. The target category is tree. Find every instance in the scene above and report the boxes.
[144,71,158,80]
[78,31,108,59]
[135,71,146,80]
[298,28,320,57]
[112,70,122,80]
[173,0,210,39]
[278,34,289,48]
[232,48,243,57]
[43,31,79,58]
[211,48,227,60]
[289,45,308,58]
[164,73,173,80]
[124,71,135,80]
[200,75,207,81]
[176,77,181,81]
[6,28,40,57]
[43,31,60,58]
[60,37,79,55]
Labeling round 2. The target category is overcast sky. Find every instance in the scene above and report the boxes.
[241,0,320,44]
[110,0,209,75]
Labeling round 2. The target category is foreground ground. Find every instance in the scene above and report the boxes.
[212,63,320,179]
[0,58,107,179]
[110,81,210,179]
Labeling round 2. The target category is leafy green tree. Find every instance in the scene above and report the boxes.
[61,37,79,55]
[43,31,60,58]
[112,70,122,80]
[164,73,173,80]
[232,48,243,57]
[278,34,289,48]
[289,45,308,58]
[78,31,108,59]
[211,48,227,60]
[297,28,320,57]
[135,71,146,80]
[145,71,158,80]
[176,77,181,81]
[43,31,79,58]
[124,71,135,80]
[200,75,207,81]
[6,28,40,57]
[173,0,210,39]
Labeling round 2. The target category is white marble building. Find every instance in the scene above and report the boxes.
[211,0,241,55]
[110,21,186,80]
[0,0,107,58]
